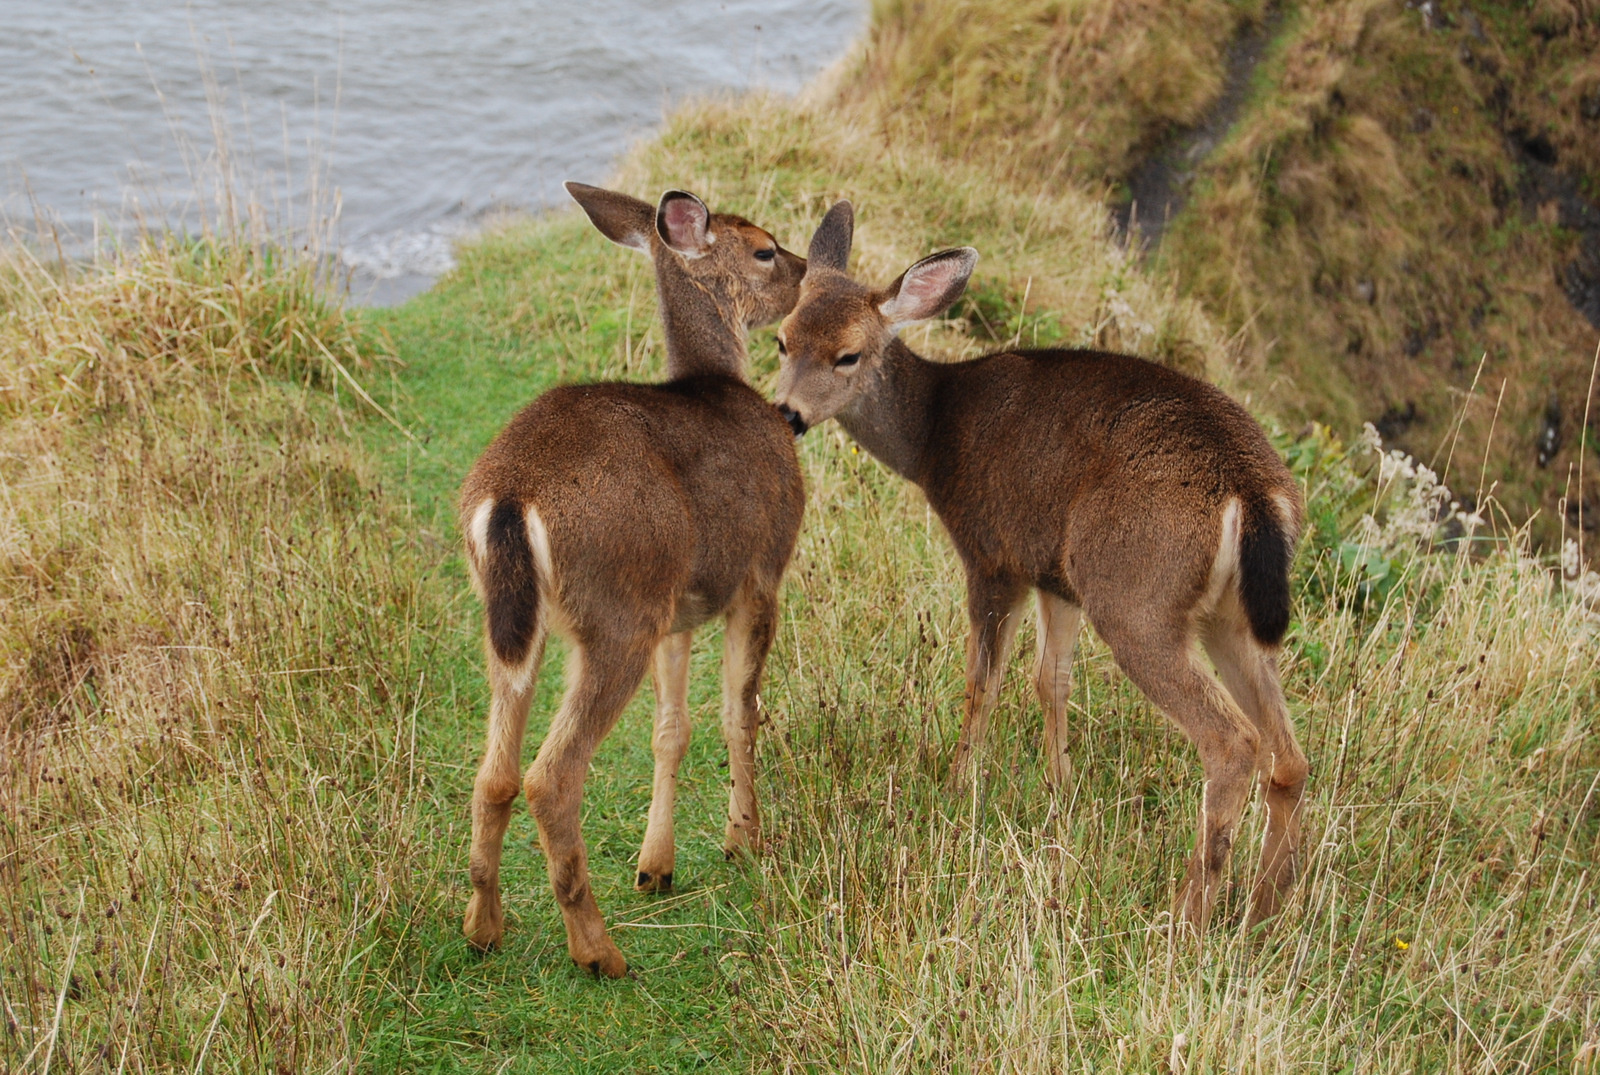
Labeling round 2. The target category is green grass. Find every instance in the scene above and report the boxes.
[353,193,1600,1070]
[352,217,765,1072]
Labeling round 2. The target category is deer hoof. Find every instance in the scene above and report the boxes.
[463,892,504,952]
[636,869,674,894]
[572,940,628,980]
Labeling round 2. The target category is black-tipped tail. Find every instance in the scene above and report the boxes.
[1238,498,1294,646]
[484,499,540,665]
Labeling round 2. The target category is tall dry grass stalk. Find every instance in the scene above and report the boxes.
[451,88,1600,1068]
[4,16,1598,1066]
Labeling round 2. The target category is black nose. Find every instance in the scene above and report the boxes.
[777,403,808,437]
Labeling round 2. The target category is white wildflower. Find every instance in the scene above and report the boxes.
[1377,448,1417,486]
[1103,291,1155,348]
[1355,514,1384,546]
[1358,422,1383,455]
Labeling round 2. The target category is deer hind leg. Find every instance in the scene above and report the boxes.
[464,636,546,951]
[637,631,693,893]
[524,634,654,978]
[1033,590,1083,790]
[1203,617,1308,927]
[721,585,779,859]
[1099,620,1260,933]
[947,574,1028,793]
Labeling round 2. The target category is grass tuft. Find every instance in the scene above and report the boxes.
[0,237,435,1069]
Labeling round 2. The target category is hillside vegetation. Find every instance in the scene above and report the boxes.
[851,0,1600,555]
[4,1,1600,1072]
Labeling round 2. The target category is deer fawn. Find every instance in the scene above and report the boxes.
[773,202,1307,931]
[459,183,806,976]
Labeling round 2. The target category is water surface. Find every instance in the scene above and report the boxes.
[1,0,865,302]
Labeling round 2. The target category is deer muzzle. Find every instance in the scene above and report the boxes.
[777,403,809,438]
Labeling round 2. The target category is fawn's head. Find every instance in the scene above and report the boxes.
[566,182,806,332]
[774,201,977,436]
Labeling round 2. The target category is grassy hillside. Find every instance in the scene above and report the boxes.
[1162,0,1600,556]
[4,2,1600,1072]
[848,0,1600,556]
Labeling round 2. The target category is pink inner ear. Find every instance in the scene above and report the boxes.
[902,270,948,305]
[662,199,707,248]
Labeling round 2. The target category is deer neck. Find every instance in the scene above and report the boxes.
[656,260,749,380]
[837,339,939,484]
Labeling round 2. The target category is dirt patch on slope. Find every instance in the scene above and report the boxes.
[1115,9,1285,251]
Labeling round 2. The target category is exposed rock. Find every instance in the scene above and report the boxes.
[1510,127,1600,330]
[1537,393,1562,468]
[1375,400,1418,442]
[1517,129,1558,165]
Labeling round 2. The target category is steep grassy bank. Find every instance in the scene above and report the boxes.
[846,0,1600,557]
[1160,0,1600,554]
[0,241,442,1068]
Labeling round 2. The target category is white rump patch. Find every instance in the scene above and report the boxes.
[524,504,554,588]
[465,499,494,596]
[466,499,559,695]
[1272,491,1301,543]
[1202,498,1243,613]
[499,503,559,695]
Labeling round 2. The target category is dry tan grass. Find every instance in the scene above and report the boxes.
[842,0,1264,183]
[5,4,1598,1067]
[0,239,439,1068]
[732,418,1600,1071]
[589,84,1600,1071]
[618,92,1228,383]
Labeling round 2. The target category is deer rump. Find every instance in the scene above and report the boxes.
[913,346,1299,644]
[463,376,802,656]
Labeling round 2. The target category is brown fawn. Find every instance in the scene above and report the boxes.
[459,183,806,976]
[773,202,1307,931]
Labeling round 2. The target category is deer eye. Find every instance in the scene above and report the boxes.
[835,353,861,369]
[777,338,787,355]
[754,248,776,262]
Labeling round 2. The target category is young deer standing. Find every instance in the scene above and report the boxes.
[460,183,806,976]
[773,203,1307,931]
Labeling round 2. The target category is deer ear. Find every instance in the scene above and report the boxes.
[807,200,854,272]
[565,181,654,252]
[656,190,712,256]
[877,248,978,331]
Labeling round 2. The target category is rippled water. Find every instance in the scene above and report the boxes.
[0,0,864,302]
